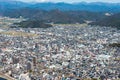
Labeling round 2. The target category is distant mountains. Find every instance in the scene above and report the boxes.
[2,8,106,24]
[0,0,120,29]
[0,0,120,13]
[30,2,120,12]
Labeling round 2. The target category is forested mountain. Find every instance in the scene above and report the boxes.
[90,13,120,29]
[1,0,120,13]
[0,0,120,28]
[2,8,106,24]
[30,2,120,12]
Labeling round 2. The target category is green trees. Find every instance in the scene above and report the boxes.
[13,20,53,28]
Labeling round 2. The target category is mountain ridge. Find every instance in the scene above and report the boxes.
[0,0,120,29]
[0,0,120,12]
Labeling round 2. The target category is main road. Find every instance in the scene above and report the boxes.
[0,72,15,80]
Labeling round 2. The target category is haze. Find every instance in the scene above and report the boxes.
[16,0,120,3]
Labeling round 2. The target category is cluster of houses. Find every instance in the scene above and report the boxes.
[0,17,120,80]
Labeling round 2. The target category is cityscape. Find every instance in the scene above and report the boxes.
[0,0,120,80]
[0,17,119,80]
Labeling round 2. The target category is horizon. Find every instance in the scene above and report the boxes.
[11,0,120,3]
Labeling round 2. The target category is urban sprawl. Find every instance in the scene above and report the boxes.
[0,17,120,80]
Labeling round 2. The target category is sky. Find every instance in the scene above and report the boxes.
[16,0,120,3]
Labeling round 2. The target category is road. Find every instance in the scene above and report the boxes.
[0,72,15,80]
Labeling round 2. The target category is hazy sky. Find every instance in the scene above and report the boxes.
[17,0,120,3]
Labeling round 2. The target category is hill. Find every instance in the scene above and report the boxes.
[1,0,120,28]
[2,8,106,24]
[30,2,120,12]
[0,0,120,13]
[90,13,120,29]
[12,20,53,28]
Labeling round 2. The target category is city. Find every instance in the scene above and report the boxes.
[0,17,119,80]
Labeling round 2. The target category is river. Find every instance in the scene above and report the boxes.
[0,77,7,80]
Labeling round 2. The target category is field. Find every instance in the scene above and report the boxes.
[53,23,88,27]
[0,31,38,37]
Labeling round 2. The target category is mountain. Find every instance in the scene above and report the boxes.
[0,0,120,13]
[0,0,32,16]
[1,0,120,27]
[0,0,30,9]
[90,13,120,29]
[30,2,120,12]
[2,8,106,24]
